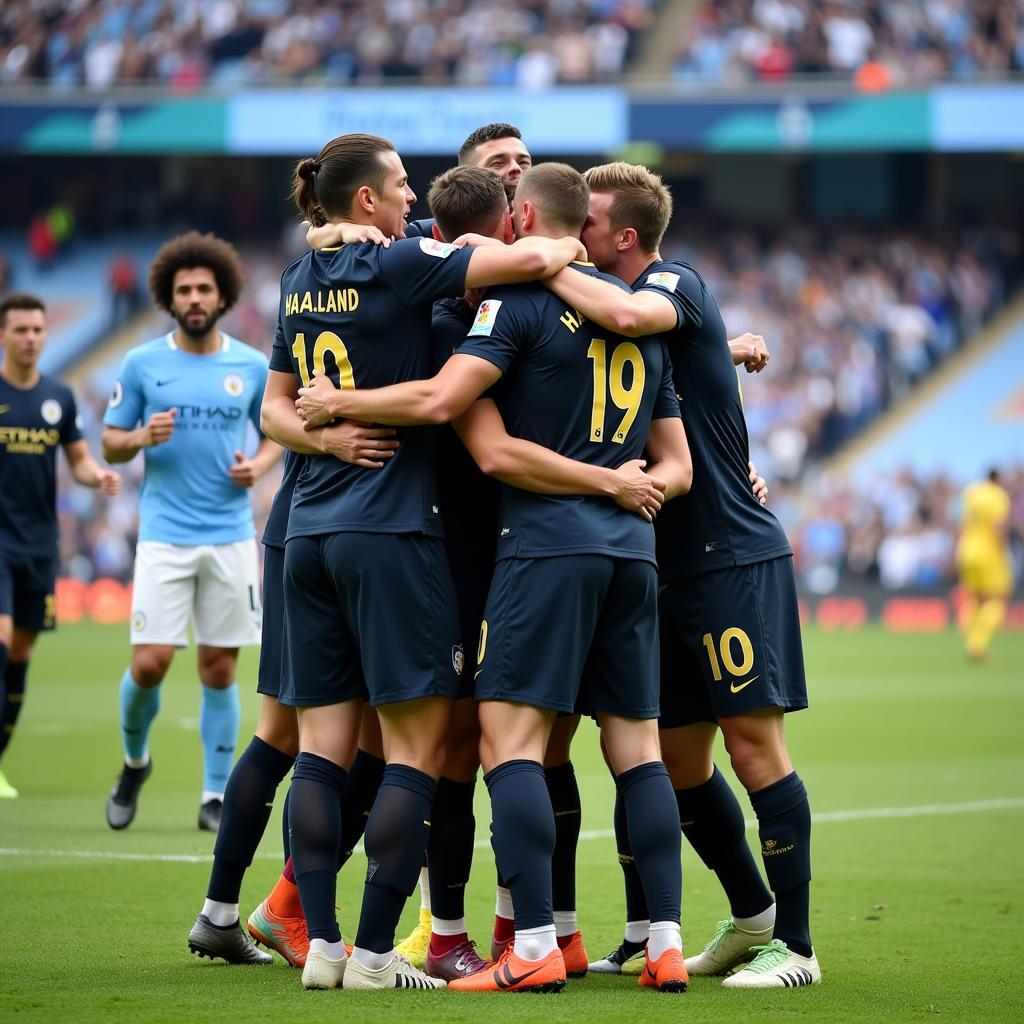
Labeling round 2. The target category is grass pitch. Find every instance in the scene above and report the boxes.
[2,623,1023,1023]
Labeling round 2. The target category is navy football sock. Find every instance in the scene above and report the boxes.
[0,658,27,761]
[485,759,555,931]
[427,776,476,921]
[0,644,11,760]
[613,784,650,923]
[289,752,347,943]
[355,764,437,954]
[281,786,292,864]
[338,749,386,868]
[618,762,681,925]
[207,736,294,903]
[750,772,812,957]
[545,761,581,913]
[677,765,773,919]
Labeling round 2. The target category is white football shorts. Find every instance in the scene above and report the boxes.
[130,539,262,648]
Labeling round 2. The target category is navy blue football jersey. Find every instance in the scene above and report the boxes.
[634,259,791,580]
[458,263,679,565]
[431,298,499,567]
[271,237,474,540]
[0,373,83,557]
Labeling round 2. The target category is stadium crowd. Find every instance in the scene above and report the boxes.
[49,218,1018,592]
[0,0,653,87]
[674,0,1024,85]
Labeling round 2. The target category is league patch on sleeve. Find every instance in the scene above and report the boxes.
[108,381,123,409]
[645,271,680,292]
[419,237,458,259]
[468,300,503,337]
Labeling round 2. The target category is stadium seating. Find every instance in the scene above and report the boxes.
[0,0,656,87]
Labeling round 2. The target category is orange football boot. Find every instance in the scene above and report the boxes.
[247,875,309,967]
[638,947,688,993]
[449,945,566,993]
[557,931,590,979]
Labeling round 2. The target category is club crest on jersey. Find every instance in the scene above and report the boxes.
[223,373,245,397]
[452,643,465,676]
[469,300,502,337]
[40,399,62,425]
[109,381,123,409]
[132,611,147,633]
[419,237,457,259]
[645,271,680,292]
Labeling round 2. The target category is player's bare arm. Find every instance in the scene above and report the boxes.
[544,266,678,337]
[730,333,770,373]
[463,236,585,288]
[452,397,665,520]
[642,416,693,503]
[305,221,393,249]
[101,408,177,463]
[261,368,398,469]
[227,437,283,489]
[298,353,501,428]
[63,439,121,495]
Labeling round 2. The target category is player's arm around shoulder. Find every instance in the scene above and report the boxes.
[463,235,584,288]
[543,265,678,338]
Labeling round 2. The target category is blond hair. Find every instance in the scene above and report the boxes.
[583,162,672,252]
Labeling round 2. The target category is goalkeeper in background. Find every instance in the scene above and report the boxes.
[957,469,1014,661]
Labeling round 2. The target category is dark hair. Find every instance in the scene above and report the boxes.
[427,167,509,242]
[147,231,244,313]
[583,162,673,252]
[988,468,1001,484]
[516,163,589,236]
[292,134,396,227]
[458,123,523,165]
[0,291,45,325]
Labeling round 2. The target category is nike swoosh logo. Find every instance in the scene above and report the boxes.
[496,961,546,989]
[474,670,482,679]
[0,404,9,415]
[155,379,178,387]
[730,675,759,694]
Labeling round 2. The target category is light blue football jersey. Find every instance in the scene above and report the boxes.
[104,332,269,545]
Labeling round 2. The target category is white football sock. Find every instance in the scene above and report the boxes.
[735,903,776,933]
[432,916,467,936]
[353,946,392,970]
[514,924,557,961]
[310,938,347,961]
[495,886,514,920]
[625,919,650,944]
[419,866,431,911]
[201,899,237,927]
[647,921,683,960]
[553,910,577,938]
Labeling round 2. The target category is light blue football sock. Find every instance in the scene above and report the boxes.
[119,669,160,764]
[200,683,240,798]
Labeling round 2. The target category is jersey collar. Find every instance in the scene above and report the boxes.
[166,331,230,352]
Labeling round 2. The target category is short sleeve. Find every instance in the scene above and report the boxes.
[455,289,532,376]
[404,218,436,239]
[652,343,681,420]
[377,237,474,307]
[103,351,145,429]
[60,386,85,444]
[635,264,705,331]
[268,320,292,374]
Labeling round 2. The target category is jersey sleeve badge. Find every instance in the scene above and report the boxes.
[419,237,458,259]
[108,381,123,409]
[645,271,680,291]
[41,399,63,425]
[468,299,503,337]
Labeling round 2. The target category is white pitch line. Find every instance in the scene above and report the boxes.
[1,796,1021,865]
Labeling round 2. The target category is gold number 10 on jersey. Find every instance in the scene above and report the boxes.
[587,339,646,444]
[292,331,356,388]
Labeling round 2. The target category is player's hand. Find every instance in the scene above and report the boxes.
[749,460,768,505]
[611,459,667,523]
[228,450,259,488]
[142,408,175,446]
[729,333,769,373]
[462,286,487,312]
[97,468,121,495]
[573,238,589,263]
[296,373,340,428]
[451,232,504,249]
[320,420,399,469]
[305,221,386,250]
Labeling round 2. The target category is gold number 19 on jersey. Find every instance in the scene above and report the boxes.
[587,338,646,444]
[292,331,356,388]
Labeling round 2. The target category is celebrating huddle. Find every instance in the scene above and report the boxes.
[181,123,820,994]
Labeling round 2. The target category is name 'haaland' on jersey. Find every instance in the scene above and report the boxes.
[284,288,360,317]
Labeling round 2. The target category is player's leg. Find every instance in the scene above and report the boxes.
[0,602,11,797]
[584,558,685,993]
[0,626,38,797]
[965,558,1011,660]
[704,558,818,989]
[424,696,488,980]
[452,556,605,993]
[543,714,587,975]
[342,534,459,991]
[108,541,192,829]
[193,538,263,830]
